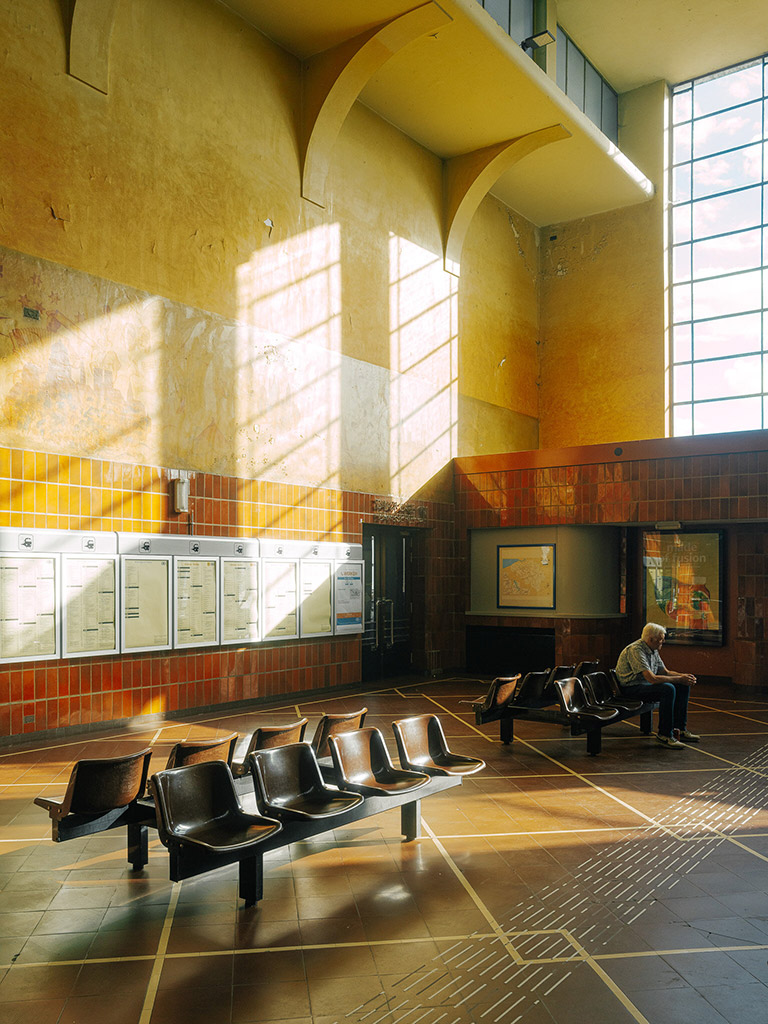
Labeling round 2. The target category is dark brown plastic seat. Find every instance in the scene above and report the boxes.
[150,760,281,854]
[328,727,430,795]
[164,733,239,771]
[231,719,309,777]
[543,665,576,701]
[514,670,553,705]
[35,748,152,821]
[310,708,368,759]
[249,742,363,820]
[574,660,600,679]
[392,715,485,776]
[471,675,521,714]
[553,677,619,726]
[584,671,644,713]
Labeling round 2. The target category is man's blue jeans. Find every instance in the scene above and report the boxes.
[619,680,690,737]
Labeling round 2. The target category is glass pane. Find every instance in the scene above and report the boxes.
[694,313,761,360]
[673,124,692,164]
[673,283,692,321]
[566,38,585,110]
[693,395,761,433]
[674,164,692,203]
[483,0,510,34]
[674,363,693,402]
[693,101,762,159]
[673,403,693,436]
[673,87,692,124]
[584,63,602,124]
[692,187,762,237]
[693,228,761,278]
[692,270,761,319]
[694,63,763,118]
[509,0,532,43]
[555,27,567,92]
[601,84,618,144]
[692,143,761,199]
[672,243,692,283]
[672,204,692,243]
[694,354,761,400]
[674,324,692,361]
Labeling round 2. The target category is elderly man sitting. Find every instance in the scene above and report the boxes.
[615,623,700,748]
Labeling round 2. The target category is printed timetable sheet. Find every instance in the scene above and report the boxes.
[63,556,117,656]
[0,555,57,661]
[176,558,218,646]
[123,557,170,650]
[221,559,259,644]
[263,560,298,638]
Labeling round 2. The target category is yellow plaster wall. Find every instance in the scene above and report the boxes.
[537,82,666,449]
[0,0,541,502]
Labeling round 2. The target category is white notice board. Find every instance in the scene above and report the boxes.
[334,560,364,634]
[174,557,219,648]
[62,555,119,658]
[0,552,60,663]
[121,555,172,653]
[220,557,260,645]
[262,559,299,640]
[300,560,333,637]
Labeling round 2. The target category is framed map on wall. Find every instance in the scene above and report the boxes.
[642,530,724,646]
[497,544,556,609]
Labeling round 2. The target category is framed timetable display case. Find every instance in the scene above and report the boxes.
[61,531,119,658]
[0,529,61,664]
[220,539,261,646]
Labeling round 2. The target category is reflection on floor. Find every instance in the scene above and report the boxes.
[1,678,768,1024]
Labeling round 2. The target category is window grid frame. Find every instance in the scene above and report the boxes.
[670,54,768,437]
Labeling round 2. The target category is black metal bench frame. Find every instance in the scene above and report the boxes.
[472,698,655,754]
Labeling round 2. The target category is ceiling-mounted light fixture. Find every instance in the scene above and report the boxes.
[521,28,556,52]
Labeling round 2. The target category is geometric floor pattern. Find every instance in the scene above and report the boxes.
[2,677,768,1023]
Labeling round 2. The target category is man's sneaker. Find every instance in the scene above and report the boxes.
[679,729,700,743]
[656,732,686,748]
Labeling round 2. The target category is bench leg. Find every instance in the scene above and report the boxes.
[586,729,602,756]
[500,717,513,744]
[127,824,148,870]
[640,710,653,734]
[402,800,421,840]
[239,853,264,907]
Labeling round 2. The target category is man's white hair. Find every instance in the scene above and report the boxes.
[641,622,666,643]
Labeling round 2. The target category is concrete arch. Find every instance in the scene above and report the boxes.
[301,2,451,208]
[68,0,120,94]
[443,123,571,276]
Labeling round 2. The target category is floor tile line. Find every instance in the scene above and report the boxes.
[559,928,651,1024]
[137,879,181,1024]
[421,818,524,965]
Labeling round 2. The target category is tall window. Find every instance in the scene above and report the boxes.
[670,58,768,436]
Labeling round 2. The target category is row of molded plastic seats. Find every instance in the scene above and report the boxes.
[152,716,484,857]
[474,659,605,715]
[35,714,485,860]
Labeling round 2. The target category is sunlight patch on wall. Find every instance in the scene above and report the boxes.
[388,234,458,499]
[235,224,343,491]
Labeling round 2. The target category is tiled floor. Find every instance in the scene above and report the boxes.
[2,677,768,1023]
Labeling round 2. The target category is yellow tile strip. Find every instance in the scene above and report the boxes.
[421,818,523,965]
[137,880,181,1024]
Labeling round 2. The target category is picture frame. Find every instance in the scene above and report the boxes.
[642,530,724,646]
[497,544,556,609]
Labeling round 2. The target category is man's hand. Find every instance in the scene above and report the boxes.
[679,673,697,686]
